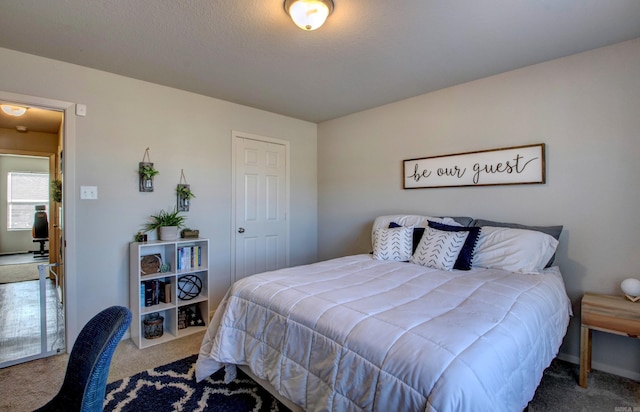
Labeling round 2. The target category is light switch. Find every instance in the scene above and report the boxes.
[80,186,98,200]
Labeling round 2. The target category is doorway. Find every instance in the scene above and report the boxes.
[231,131,290,283]
[0,100,65,367]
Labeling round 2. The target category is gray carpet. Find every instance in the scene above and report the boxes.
[1,351,639,411]
[98,355,640,411]
[101,356,640,411]
[529,358,640,411]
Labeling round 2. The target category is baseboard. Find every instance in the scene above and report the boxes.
[556,352,640,381]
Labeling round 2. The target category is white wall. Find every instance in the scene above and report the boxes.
[318,38,640,379]
[0,47,318,342]
[0,155,49,253]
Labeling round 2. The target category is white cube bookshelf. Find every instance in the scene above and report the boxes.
[129,238,209,348]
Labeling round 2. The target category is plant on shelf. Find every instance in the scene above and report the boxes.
[143,207,186,241]
[144,207,186,230]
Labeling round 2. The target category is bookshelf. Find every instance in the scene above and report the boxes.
[129,238,209,348]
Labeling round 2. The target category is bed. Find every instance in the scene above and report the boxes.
[196,215,571,411]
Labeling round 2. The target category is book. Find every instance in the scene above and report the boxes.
[193,246,201,267]
[178,247,192,270]
[184,247,191,270]
[152,280,160,305]
[144,281,153,307]
[159,281,171,303]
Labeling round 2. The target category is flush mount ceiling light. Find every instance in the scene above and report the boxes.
[284,0,334,31]
[1,104,28,117]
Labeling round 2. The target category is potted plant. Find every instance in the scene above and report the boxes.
[143,207,186,241]
[139,163,159,192]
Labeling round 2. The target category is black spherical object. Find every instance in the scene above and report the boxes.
[178,274,202,300]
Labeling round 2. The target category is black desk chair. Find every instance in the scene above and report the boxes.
[32,205,49,258]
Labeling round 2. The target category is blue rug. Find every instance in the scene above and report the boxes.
[104,354,289,411]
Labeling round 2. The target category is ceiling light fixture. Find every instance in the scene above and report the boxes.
[284,0,334,31]
[1,104,28,117]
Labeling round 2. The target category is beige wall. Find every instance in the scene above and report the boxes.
[0,47,318,342]
[318,38,640,379]
[0,128,59,153]
[2,35,638,380]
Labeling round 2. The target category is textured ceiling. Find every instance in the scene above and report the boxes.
[0,1,639,123]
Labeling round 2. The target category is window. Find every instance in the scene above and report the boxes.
[7,172,49,230]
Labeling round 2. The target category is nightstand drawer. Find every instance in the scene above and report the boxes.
[580,292,640,387]
[582,293,640,336]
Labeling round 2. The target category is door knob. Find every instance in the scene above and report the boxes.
[238,227,245,233]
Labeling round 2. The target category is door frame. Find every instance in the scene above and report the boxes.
[0,90,78,351]
[230,130,290,284]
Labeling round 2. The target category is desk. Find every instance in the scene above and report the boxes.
[580,292,640,387]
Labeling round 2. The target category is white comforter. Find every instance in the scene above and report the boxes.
[196,254,571,412]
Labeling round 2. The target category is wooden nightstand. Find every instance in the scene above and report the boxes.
[580,292,640,387]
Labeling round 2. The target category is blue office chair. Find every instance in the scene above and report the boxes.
[34,306,132,412]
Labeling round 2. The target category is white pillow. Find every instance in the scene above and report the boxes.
[410,226,469,271]
[472,226,559,274]
[372,227,413,261]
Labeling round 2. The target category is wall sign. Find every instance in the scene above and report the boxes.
[403,143,545,189]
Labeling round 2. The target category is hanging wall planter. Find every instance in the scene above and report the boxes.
[176,169,195,211]
[139,147,159,192]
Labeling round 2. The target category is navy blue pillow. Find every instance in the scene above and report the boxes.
[389,222,425,254]
[427,221,480,271]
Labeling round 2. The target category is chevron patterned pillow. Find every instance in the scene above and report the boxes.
[410,226,469,271]
[372,227,413,261]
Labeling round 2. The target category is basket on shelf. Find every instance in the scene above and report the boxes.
[143,313,164,339]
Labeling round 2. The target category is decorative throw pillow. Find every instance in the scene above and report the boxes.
[427,221,480,271]
[372,227,413,261]
[389,222,425,254]
[472,226,559,274]
[410,226,469,271]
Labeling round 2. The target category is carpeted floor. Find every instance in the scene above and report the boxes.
[0,262,41,284]
[102,354,640,411]
[2,329,638,412]
[529,358,640,411]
